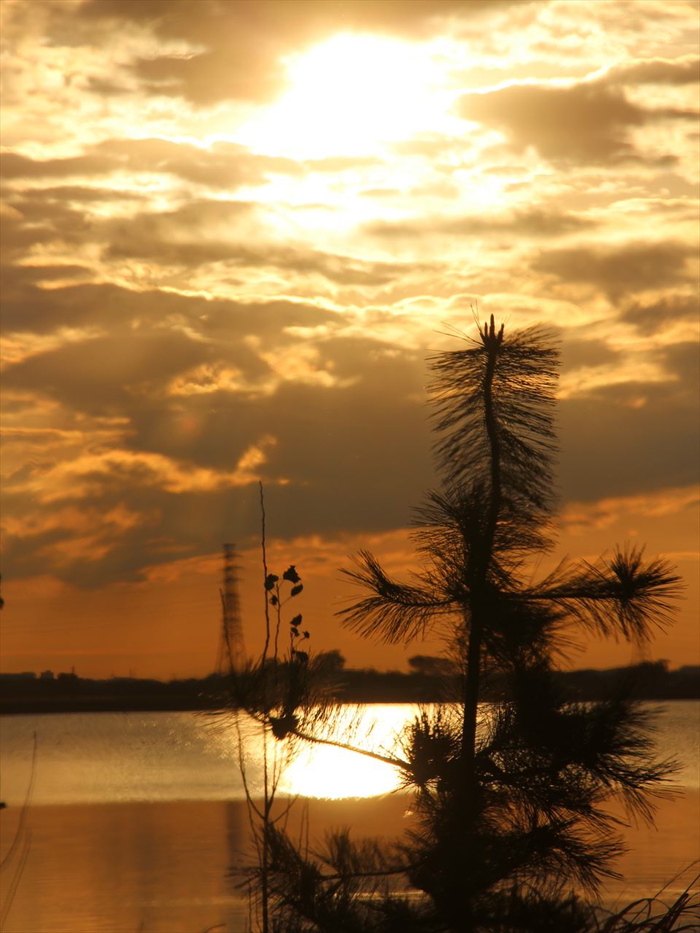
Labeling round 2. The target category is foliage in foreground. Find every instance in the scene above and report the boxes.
[595,881,699,933]
[228,318,695,933]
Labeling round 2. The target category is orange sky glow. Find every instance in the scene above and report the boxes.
[1,0,698,679]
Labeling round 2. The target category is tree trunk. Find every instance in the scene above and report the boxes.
[461,333,501,768]
[460,328,502,930]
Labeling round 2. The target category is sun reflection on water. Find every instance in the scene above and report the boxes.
[280,704,413,799]
[282,741,402,799]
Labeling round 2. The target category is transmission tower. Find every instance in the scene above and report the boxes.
[216,543,245,675]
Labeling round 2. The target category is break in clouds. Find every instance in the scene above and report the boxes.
[1,0,699,588]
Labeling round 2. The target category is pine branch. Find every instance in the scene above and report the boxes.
[526,547,682,642]
[290,724,410,771]
[339,550,455,644]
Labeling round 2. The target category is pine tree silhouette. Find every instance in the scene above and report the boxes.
[241,318,685,933]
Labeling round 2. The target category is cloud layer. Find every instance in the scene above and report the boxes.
[1,0,698,674]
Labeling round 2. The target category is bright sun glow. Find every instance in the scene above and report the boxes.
[237,34,450,159]
[281,742,402,799]
[280,705,409,799]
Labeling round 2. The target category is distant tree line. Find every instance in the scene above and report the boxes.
[2,657,697,714]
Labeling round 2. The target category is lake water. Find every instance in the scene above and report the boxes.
[1,702,698,932]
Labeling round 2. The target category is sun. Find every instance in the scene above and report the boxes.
[236,33,451,159]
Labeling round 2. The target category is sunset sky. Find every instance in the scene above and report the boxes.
[1,0,698,679]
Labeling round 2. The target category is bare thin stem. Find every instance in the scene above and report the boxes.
[260,482,271,669]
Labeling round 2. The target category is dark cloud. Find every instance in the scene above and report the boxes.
[0,199,93,261]
[1,260,434,583]
[102,238,429,286]
[83,77,132,97]
[0,277,141,334]
[15,185,146,203]
[2,289,698,588]
[307,0,522,34]
[3,191,420,291]
[0,274,340,337]
[460,78,697,164]
[4,325,698,587]
[101,197,258,260]
[559,368,699,503]
[94,200,432,284]
[3,264,93,284]
[1,525,79,580]
[1,138,298,187]
[561,338,619,371]
[1,331,437,584]
[621,293,700,334]
[81,0,522,36]
[98,138,300,185]
[1,151,114,180]
[655,340,700,397]
[2,333,222,415]
[0,193,258,271]
[133,49,285,105]
[128,337,433,492]
[269,250,431,287]
[608,56,700,86]
[533,240,695,298]
[365,207,595,240]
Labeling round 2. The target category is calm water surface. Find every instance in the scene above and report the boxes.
[1,702,698,932]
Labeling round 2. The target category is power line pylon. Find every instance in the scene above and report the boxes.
[216,543,245,675]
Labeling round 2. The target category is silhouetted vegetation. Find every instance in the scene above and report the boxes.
[2,660,698,714]
[0,671,222,713]
[223,318,696,932]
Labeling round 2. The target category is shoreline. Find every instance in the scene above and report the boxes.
[3,692,700,715]
[3,662,698,715]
